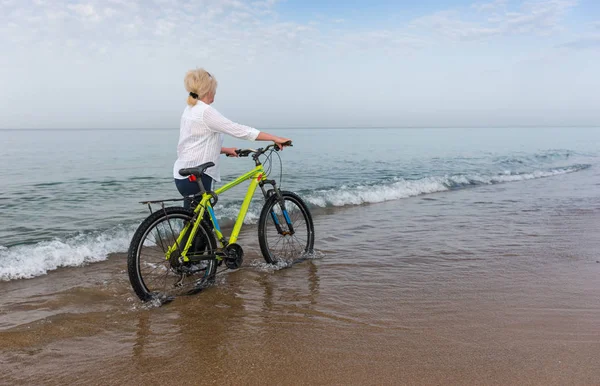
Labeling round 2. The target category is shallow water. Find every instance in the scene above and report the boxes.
[1,135,600,383]
[1,127,599,281]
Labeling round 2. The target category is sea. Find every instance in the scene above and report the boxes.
[1,127,600,384]
[0,127,598,280]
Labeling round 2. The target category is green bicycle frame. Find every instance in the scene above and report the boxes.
[166,164,267,262]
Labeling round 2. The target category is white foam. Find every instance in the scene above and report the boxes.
[212,165,589,219]
[303,250,326,260]
[0,225,136,281]
[250,260,293,271]
[216,203,262,224]
[0,164,587,282]
[249,250,323,272]
[304,165,588,208]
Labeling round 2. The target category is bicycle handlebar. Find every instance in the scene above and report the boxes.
[234,141,293,157]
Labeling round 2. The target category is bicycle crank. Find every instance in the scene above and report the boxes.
[224,243,244,269]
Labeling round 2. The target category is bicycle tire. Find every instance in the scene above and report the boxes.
[127,206,217,302]
[258,191,314,265]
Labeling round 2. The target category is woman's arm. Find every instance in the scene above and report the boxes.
[203,106,260,140]
[204,106,291,147]
[255,132,292,148]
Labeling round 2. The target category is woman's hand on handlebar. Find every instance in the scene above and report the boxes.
[221,147,239,157]
[274,137,292,150]
[255,132,292,149]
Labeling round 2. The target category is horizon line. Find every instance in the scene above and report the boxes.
[1,125,600,131]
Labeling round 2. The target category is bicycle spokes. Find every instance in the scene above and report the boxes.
[128,208,217,301]
[259,192,314,264]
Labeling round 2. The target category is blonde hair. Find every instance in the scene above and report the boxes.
[184,68,218,106]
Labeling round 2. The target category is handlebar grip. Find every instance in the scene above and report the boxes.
[274,140,293,151]
[237,149,253,157]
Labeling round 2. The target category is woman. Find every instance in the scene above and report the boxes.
[173,68,291,208]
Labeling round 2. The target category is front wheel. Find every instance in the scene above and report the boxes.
[258,191,315,265]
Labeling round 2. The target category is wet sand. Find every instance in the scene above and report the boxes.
[1,169,600,385]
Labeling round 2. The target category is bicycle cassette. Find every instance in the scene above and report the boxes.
[224,243,244,269]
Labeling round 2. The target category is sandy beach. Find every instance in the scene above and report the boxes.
[2,166,599,385]
[2,0,600,381]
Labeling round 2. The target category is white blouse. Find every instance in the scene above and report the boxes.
[173,101,260,182]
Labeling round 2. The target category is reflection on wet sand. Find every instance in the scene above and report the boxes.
[123,261,323,384]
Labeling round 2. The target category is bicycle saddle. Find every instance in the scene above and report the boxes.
[178,162,215,177]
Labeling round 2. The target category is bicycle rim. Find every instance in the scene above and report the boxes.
[135,212,216,300]
[259,193,314,265]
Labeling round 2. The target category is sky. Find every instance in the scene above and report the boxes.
[1,0,599,129]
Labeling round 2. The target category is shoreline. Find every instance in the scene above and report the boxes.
[2,170,600,384]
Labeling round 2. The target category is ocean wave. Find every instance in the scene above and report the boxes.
[0,225,135,281]
[303,164,590,207]
[212,163,590,215]
[492,149,593,167]
[0,163,590,281]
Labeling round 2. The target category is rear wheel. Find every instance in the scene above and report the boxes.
[127,207,217,302]
[258,191,314,265]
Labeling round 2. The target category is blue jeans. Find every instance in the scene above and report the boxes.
[174,174,213,210]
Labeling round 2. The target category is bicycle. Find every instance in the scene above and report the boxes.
[127,142,315,302]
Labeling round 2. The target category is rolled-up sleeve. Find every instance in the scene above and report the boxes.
[203,106,260,140]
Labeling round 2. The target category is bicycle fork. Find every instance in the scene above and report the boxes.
[260,180,295,236]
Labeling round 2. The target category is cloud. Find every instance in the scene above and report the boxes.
[1,0,597,129]
[505,0,577,34]
[251,0,278,7]
[471,0,508,13]
[0,0,581,61]
[558,34,600,49]
[67,3,102,23]
[0,0,313,62]
[412,0,577,41]
[410,10,504,40]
